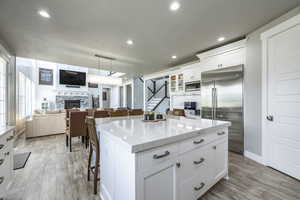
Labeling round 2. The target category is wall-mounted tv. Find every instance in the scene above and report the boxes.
[59,70,86,86]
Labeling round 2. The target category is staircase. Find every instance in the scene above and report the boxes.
[147,98,163,111]
[145,77,170,113]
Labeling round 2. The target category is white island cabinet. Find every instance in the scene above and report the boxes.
[0,126,15,198]
[96,117,230,200]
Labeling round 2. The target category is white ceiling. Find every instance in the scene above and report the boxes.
[0,0,300,77]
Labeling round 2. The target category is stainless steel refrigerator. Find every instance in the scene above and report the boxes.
[201,65,244,154]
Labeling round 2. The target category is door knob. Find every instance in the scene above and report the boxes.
[266,115,274,121]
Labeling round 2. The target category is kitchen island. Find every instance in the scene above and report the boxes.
[96,116,231,200]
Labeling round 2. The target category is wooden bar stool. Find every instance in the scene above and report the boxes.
[86,116,100,194]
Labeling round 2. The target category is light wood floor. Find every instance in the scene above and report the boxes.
[4,134,300,200]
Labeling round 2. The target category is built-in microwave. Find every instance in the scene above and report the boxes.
[185,81,201,92]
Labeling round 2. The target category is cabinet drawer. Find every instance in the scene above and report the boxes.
[137,143,179,172]
[0,131,14,153]
[0,151,11,195]
[179,144,214,184]
[179,170,210,200]
[179,128,227,154]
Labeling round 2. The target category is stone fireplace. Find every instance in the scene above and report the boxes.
[56,95,89,110]
[64,100,81,109]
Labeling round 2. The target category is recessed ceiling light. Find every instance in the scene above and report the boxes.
[218,37,225,42]
[38,10,50,18]
[172,55,177,59]
[126,39,133,45]
[170,2,180,11]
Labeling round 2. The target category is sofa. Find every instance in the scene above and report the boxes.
[26,111,66,138]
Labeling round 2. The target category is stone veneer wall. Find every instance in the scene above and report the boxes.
[56,95,89,110]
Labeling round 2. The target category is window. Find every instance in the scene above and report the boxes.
[18,72,35,120]
[0,58,6,127]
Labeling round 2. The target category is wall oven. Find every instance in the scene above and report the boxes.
[185,81,201,92]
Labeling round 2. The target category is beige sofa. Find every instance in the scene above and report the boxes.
[26,111,66,138]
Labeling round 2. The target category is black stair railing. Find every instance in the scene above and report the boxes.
[147,82,167,102]
[150,81,169,111]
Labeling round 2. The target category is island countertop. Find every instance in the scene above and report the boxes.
[96,116,231,153]
[0,126,16,137]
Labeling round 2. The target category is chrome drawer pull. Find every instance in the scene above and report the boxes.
[0,144,4,150]
[193,158,205,165]
[193,139,204,145]
[217,132,225,136]
[0,176,4,185]
[194,182,205,191]
[153,151,170,159]
[6,136,14,142]
[0,159,4,166]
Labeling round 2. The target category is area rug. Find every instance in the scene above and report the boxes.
[13,152,31,170]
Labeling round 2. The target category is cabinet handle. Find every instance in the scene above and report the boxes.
[193,158,205,165]
[0,144,4,150]
[6,135,14,142]
[217,132,225,136]
[0,176,4,185]
[213,146,217,150]
[194,182,205,191]
[0,159,4,166]
[153,151,170,159]
[176,162,181,168]
[4,152,9,156]
[193,139,204,145]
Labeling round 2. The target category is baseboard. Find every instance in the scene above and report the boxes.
[244,151,264,165]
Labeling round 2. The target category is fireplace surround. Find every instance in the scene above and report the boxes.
[64,100,80,109]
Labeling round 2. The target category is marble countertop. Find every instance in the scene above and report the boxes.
[0,126,16,137]
[96,116,231,153]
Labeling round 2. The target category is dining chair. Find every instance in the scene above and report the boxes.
[86,116,100,194]
[65,108,80,129]
[110,109,129,117]
[93,110,110,118]
[86,108,97,116]
[129,109,144,116]
[66,111,88,152]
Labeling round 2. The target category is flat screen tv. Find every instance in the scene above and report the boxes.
[59,70,86,86]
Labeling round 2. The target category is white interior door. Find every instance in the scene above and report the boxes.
[266,23,300,180]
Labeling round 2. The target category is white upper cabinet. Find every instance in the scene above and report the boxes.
[217,48,245,68]
[181,40,246,84]
[183,62,202,82]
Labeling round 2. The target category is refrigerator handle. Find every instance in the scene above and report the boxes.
[211,88,214,120]
[215,87,218,108]
[213,88,216,120]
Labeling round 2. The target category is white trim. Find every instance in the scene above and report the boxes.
[244,151,264,165]
[260,12,300,166]
[196,39,246,61]
[261,13,300,40]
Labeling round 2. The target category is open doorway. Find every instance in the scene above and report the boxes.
[126,84,132,109]
[119,86,124,107]
[102,88,111,108]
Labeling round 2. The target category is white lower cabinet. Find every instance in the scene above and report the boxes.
[138,130,228,200]
[0,128,15,198]
[213,139,228,181]
[143,163,178,200]
[100,126,229,200]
